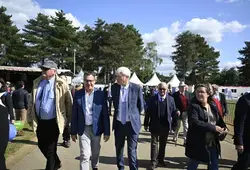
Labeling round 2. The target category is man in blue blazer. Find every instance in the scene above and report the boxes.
[111,67,144,170]
[71,72,110,170]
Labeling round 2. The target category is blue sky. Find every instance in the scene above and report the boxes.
[1,0,249,74]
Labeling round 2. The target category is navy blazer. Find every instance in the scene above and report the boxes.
[71,88,110,136]
[144,94,177,132]
[111,83,144,134]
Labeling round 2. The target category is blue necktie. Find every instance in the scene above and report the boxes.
[121,87,127,125]
[40,81,49,112]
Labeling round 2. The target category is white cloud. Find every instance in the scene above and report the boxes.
[142,18,247,75]
[219,61,242,69]
[0,0,84,29]
[184,18,247,43]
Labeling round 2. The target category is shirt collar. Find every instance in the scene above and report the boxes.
[48,76,55,86]
[158,94,166,100]
[121,83,129,89]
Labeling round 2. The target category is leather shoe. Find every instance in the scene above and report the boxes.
[55,162,62,169]
[158,160,167,167]
[62,140,71,148]
[93,168,98,170]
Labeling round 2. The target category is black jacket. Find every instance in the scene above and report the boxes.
[233,93,250,152]
[12,88,29,110]
[1,93,14,121]
[219,93,228,116]
[144,94,177,134]
[0,105,9,170]
[185,99,226,163]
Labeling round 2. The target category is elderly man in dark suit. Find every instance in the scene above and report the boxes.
[71,72,110,170]
[232,93,250,170]
[144,82,177,170]
[111,66,144,170]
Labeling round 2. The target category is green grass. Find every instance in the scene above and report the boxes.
[5,123,35,158]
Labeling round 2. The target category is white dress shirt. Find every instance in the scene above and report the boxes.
[85,90,94,125]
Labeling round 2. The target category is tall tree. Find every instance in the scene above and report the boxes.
[171,31,197,81]
[22,13,52,64]
[238,41,250,85]
[171,31,220,84]
[0,6,26,66]
[49,10,79,69]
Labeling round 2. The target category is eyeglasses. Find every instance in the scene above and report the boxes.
[84,79,94,83]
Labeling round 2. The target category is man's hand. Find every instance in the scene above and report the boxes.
[176,111,181,116]
[215,126,224,134]
[71,135,77,142]
[236,145,244,154]
[103,135,110,142]
[144,126,148,131]
[11,120,15,124]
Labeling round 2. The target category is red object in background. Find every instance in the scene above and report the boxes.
[213,98,223,117]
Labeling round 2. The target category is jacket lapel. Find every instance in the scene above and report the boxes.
[128,83,132,109]
[116,84,121,106]
[81,90,86,114]
[92,88,98,117]
[33,76,42,104]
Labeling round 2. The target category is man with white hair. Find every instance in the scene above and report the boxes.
[111,66,144,170]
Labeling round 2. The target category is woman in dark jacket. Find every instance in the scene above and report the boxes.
[185,84,227,170]
[0,78,14,123]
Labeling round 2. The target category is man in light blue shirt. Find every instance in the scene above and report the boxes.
[27,59,73,170]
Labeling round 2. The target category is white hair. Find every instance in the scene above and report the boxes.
[116,67,131,78]
[158,82,168,89]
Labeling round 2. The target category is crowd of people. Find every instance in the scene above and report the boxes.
[0,59,250,170]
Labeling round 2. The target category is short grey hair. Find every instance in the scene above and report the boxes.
[158,82,168,89]
[116,67,131,78]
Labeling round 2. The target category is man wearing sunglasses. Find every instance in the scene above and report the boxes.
[144,82,177,170]
[27,59,73,170]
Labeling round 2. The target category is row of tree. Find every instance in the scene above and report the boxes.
[0,6,249,85]
[0,6,162,83]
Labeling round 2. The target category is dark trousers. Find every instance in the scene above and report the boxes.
[62,125,70,141]
[0,139,8,170]
[232,151,250,170]
[150,130,169,165]
[36,119,60,170]
[115,122,139,170]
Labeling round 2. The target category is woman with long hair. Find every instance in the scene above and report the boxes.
[185,84,227,170]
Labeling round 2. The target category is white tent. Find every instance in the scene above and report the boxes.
[145,73,161,86]
[167,74,180,87]
[129,72,144,85]
[72,70,84,84]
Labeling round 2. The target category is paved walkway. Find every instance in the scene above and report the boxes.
[9,116,237,170]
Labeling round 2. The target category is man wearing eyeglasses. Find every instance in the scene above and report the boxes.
[71,72,110,170]
[144,82,177,170]
[27,59,73,170]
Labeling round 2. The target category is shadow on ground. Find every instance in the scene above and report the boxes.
[10,139,37,145]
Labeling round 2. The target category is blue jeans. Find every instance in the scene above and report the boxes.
[187,147,218,170]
